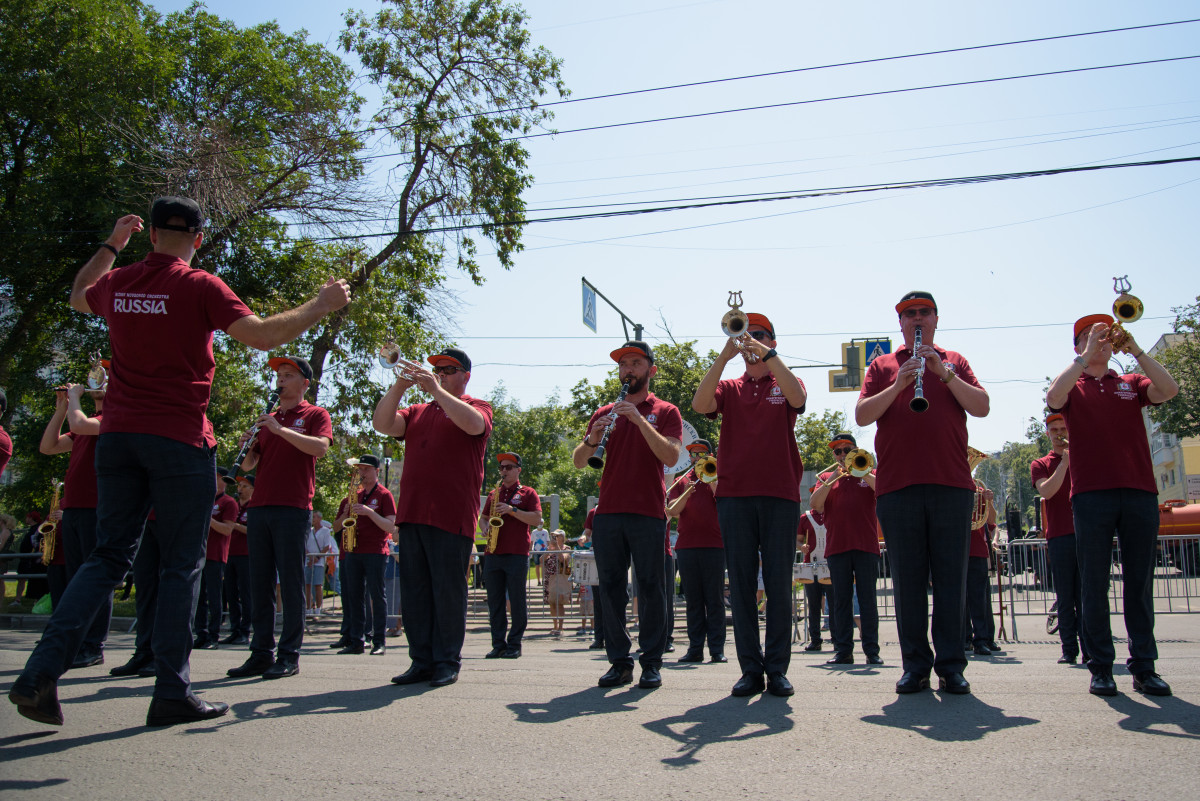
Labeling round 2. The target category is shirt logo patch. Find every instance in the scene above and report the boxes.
[1119,382,1130,391]
[770,386,782,396]
[647,413,658,424]
[113,292,169,314]
[290,418,307,431]
[945,363,958,375]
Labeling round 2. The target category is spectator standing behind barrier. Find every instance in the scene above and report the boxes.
[9,197,350,728]
[1046,313,1179,698]
[306,512,335,618]
[542,530,572,637]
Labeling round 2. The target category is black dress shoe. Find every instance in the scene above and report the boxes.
[588,641,605,650]
[110,653,154,677]
[70,651,105,669]
[500,648,521,659]
[985,641,1004,653]
[138,664,157,678]
[1058,654,1077,665]
[220,633,249,645]
[895,671,930,694]
[803,641,822,652]
[866,654,884,665]
[199,640,219,650]
[262,660,299,680]
[8,674,63,726]
[677,651,705,663]
[146,694,229,727]
[731,673,765,697]
[767,673,794,697]
[227,655,274,678]
[710,653,728,663]
[664,643,675,653]
[370,644,386,656]
[1089,672,1118,696]
[337,643,365,655]
[597,665,633,688]
[328,637,350,649]
[826,653,853,665]
[192,637,209,649]
[429,667,459,687]
[638,667,662,689]
[485,647,505,659]
[391,666,433,685]
[938,672,971,695]
[1133,671,1172,697]
[972,644,992,656]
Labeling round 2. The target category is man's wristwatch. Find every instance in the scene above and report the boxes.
[762,348,778,362]
[1073,355,1087,368]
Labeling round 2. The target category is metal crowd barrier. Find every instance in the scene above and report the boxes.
[1003,534,1200,641]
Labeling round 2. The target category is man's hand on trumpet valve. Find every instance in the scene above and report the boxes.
[1081,322,1116,363]
[66,383,85,401]
[391,357,438,394]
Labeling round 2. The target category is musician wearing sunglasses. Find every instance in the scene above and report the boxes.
[228,355,334,681]
[1046,314,1178,698]
[1030,414,1088,667]
[333,454,397,656]
[666,439,727,664]
[856,291,989,696]
[808,432,883,666]
[373,347,493,689]
[573,341,683,690]
[478,451,543,659]
[693,312,807,698]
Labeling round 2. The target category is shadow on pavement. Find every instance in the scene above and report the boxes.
[862,694,1039,741]
[508,686,643,723]
[1103,692,1200,740]
[643,695,795,768]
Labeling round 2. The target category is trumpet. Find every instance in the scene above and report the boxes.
[587,379,630,470]
[341,459,365,553]
[666,455,718,495]
[721,291,759,364]
[85,351,107,392]
[378,341,405,378]
[909,325,929,413]
[39,480,63,566]
[222,387,282,488]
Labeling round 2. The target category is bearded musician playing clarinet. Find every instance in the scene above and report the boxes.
[856,291,989,696]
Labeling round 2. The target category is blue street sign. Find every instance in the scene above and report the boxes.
[864,338,891,366]
[582,282,597,332]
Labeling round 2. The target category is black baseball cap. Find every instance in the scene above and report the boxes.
[267,356,314,380]
[150,196,205,233]
[349,454,381,468]
[609,340,654,365]
[427,347,471,372]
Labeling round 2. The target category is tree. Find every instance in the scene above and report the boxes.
[794,410,852,473]
[1147,296,1200,439]
[974,416,1050,531]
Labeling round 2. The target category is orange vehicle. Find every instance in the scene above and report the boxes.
[1159,501,1200,577]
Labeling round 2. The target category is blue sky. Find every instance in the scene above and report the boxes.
[154,0,1200,451]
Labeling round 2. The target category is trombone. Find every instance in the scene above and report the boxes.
[666,454,718,495]
[813,449,875,489]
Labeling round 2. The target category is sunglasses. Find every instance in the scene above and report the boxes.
[499,464,519,471]
[747,330,769,341]
[432,365,463,375]
[832,447,852,455]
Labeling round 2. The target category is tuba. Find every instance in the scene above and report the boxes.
[39,480,63,566]
[485,479,503,554]
[1105,275,1142,354]
[340,459,364,553]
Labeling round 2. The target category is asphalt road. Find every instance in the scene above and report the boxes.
[2,614,1198,801]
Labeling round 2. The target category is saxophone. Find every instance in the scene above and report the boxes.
[39,480,63,566]
[341,463,364,553]
[485,479,504,554]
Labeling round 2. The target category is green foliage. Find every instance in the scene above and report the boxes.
[1147,297,1200,439]
[794,410,853,473]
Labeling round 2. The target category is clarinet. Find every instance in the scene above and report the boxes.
[587,380,631,469]
[222,387,282,487]
[909,326,929,413]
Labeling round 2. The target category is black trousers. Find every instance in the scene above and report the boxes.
[827,549,880,658]
[193,559,225,640]
[803,581,832,645]
[247,506,310,663]
[1047,534,1086,659]
[965,555,995,646]
[61,507,111,654]
[717,496,799,677]
[592,513,666,671]
[877,484,973,678]
[1073,489,1159,674]
[224,554,252,638]
[675,547,726,655]
[484,553,528,650]
[131,519,158,660]
[396,523,473,672]
[343,552,387,647]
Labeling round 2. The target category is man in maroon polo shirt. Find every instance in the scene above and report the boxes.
[478,452,542,659]
[373,347,492,688]
[575,341,683,690]
[1046,313,1178,697]
[228,356,334,681]
[666,439,727,664]
[964,488,1000,655]
[195,468,238,649]
[38,380,111,669]
[856,290,989,696]
[1030,413,1087,665]
[809,432,883,666]
[693,312,806,698]
[10,196,349,728]
[221,475,255,645]
[333,454,397,656]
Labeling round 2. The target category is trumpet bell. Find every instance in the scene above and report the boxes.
[86,363,107,392]
[378,342,402,369]
[845,448,874,477]
[721,308,748,338]
[1112,292,1143,324]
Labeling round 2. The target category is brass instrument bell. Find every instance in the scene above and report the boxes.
[693,455,718,484]
[967,446,989,474]
[85,351,107,392]
[721,291,749,338]
[845,448,875,477]
[1112,275,1143,323]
